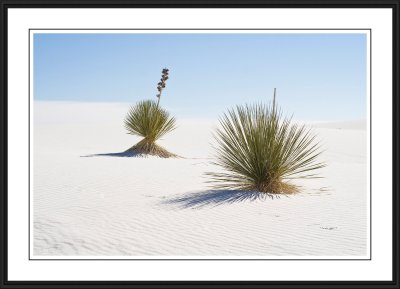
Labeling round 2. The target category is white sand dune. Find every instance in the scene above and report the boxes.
[33,102,368,257]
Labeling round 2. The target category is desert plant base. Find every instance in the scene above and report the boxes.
[247,180,299,195]
[209,179,299,195]
[125,138,178,158]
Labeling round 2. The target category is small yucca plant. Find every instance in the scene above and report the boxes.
[124,68,177,158]
[206,89,325,194]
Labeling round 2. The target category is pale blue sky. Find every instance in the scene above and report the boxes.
[33,33,367,121]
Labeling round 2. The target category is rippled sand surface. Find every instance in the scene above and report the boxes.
[33,102,368,258]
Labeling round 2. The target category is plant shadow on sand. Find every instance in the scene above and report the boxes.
[81,149,183,158]
[81,151,146,158]
[162,190,280,209]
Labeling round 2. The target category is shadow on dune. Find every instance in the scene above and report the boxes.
[81,151,144,158]
[162,190,277,209]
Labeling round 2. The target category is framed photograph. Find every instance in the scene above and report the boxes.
[1,0,399,288]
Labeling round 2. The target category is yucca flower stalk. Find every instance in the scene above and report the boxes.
[124,68,177,158]
[156,68,169,106]
[206,89,325,194]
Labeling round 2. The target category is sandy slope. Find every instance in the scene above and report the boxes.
[33,102,368,257]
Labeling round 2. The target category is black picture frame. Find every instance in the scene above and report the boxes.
[0,1,399,288]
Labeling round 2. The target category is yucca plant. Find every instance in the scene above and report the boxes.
[124,68,177,158]
[206,89,325,194]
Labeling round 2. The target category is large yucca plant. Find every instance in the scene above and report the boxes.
[124,68,177,157]
[206,89,325,194]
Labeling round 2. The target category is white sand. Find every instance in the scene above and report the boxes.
[33,101,368,257]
